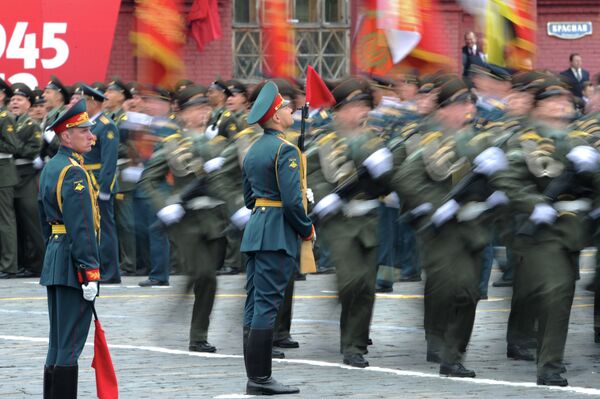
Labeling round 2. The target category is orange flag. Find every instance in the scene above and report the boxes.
[131,0,186,87]
[262,0,295,78]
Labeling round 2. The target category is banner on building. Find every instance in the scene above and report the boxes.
[0,0,121,88]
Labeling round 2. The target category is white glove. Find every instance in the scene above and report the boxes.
[231,206,252,230]
[33,156,44,170]
[485,191,509,208]
[431,199,460,227]
[313,193,342,218]
[529,203,557,225]
[410,202,433,218]
[205,125,218,140]
[204,157,226,174]
[363,148,393,178]
[98,192,111,201]
[82,282,98,301]
[473,147,508,176]
[121,166,144,183]
[43,129,56,144]
[157,204,186,225]
[566,145,600,173]
[383,192,400,208]
[306,188,315,204]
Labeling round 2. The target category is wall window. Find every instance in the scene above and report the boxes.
[232,0,350,80]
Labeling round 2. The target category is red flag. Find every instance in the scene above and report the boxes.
[188,0,222,52]
[92,317,118,399]
[305,65,335,109]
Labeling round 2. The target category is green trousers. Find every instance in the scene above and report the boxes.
[0,186,17,273]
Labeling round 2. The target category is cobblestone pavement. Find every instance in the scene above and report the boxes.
[1,262,600,398]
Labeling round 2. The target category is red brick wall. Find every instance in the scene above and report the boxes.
[106,0,600,85]
[536,3,600,77]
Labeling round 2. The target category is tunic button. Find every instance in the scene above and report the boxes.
[261,207,266,212]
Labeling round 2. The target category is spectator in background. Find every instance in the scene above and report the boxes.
[461,32,486,78]
[560,53,590,98]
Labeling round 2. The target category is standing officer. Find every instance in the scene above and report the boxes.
[9,83,45,277]
[0,78,19,279]
[39,99,101,397]
[241,81,315,396]
[78,84,121,284]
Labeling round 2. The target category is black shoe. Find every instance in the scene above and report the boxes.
[138,279,169,287]
[15,268,40,278]
[316,267,335,274]
[0,271,16,279]
[480,294,488,300]
[272,348,285,359]
[367,338,373,346]
[343,353,369,368]
[273,337,299,348]
[492,279,513,287]
[189,341,216,353]
[426,351,442,363]
[376,286,393,293]
[507,345,534,361]
[120,270,136,276]
[537,372,568,386]
[440,362,476,378]
[101,278,121,284]
[217,266,240,276]
[399,274,422,282]
[294,273,307,281]
[246,377,300,395]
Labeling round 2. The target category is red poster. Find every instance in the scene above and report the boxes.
[0,0,121,88]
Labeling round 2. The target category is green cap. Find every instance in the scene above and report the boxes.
[247,81,290,125]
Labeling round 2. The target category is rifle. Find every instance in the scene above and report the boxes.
[299,103,317,273]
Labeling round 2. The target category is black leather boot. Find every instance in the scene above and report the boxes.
[246,328,299,395]
[43,366,54,399]
[51,365,78,399]
[243,326,250,373]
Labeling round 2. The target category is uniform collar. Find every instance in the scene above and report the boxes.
[263,128,282,136]
[58,145,85,165]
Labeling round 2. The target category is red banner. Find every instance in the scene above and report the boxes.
[0,0,121,88]
[262,0,295,78]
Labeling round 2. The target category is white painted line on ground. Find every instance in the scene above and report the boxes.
[213,394,254,398]
[2,335,600,396]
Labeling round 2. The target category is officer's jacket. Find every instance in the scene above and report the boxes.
[241,128,313,258]
[41,105,65,158]
[490,122,600,250]
[38,146,101,288]
[0,108,18,188]
[83,113,119,195]
[13,113,42,181]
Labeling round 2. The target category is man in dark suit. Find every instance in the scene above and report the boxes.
[462,31,486,78]
[560,53,590,98]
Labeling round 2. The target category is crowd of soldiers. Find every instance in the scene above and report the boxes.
[2,61,600,391]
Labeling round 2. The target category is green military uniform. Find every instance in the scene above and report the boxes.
[490,78,598,386]
[0,102,19,277]
[241,81,313,396]
[309,78,391,368]
[390,78,487,377]
[141,121,229,351]
[38,99,101,397]
[11,83,45,275]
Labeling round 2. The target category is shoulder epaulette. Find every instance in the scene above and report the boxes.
[234,127,257,140]
[519,131,542,142]
[163,133,181,143]
[568,130,590,139]
[317,132,338,146]
[209,135,227,144]
[223,111,231,118]
[420,131,442,146]
[99,115,110,125]
[468,132,493,146]
[0,111,7,118]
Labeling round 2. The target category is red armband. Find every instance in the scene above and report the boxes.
[302,225,315,241]
[77,268,101,284]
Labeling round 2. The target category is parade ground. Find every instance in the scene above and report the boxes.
[2,264,600,399]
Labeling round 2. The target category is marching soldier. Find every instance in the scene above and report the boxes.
[140,93,228,353]
[206,79,229,137]
[0,78,19,279]
[241,81,315,395]
[310,77,393,368]
[9,83,45,277]
[490,76,600,386]
[39,99,101,397]
[390,76,493,377]
[78,84,121,284]
[29,89,48,125]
